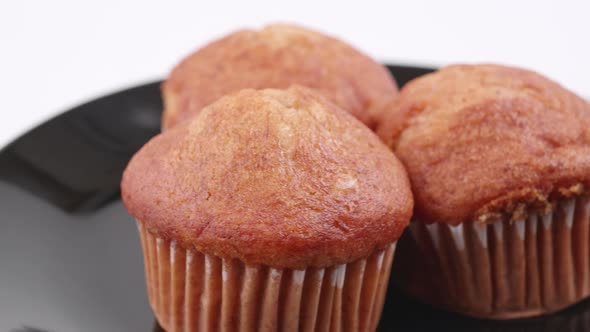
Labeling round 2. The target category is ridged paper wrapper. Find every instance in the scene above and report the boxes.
[137,220,397,331]
[395,196,590,319]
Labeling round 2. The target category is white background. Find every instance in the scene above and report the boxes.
[1,0,589,147]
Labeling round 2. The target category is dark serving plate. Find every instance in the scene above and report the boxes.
[2,65,590,332]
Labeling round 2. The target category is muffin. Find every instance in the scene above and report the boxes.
[161,23,397,130]
[376,64,590,319]
[123,86,413,331]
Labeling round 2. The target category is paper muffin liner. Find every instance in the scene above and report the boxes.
[396,196,590,319]
[136,221,396,331]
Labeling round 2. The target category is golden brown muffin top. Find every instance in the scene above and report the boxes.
[122,86,413,269]
[376,64,590,225]
[161,23,397,130]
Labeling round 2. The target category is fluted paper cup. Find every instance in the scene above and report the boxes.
[137,221,397,331]
[395,196,590,319]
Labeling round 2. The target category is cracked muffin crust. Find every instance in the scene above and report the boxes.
[124,85,413,269]
[376,64,590,225]
[161,24,398,130]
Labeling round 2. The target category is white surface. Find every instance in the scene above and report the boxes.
[1,0,589,147]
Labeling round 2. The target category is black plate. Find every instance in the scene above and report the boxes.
[2,65,589,332]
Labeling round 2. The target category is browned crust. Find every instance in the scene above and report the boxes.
[161,23,397,130]
[122,86,413,269]
[375,64,590,225]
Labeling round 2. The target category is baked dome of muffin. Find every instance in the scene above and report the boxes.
[161,24,398,130]
[376,64,590,225]
[123,85,412,269]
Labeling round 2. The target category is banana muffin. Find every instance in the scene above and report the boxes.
[161,24,398,130]
[123,86,413,331]
[377,64,590,319]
